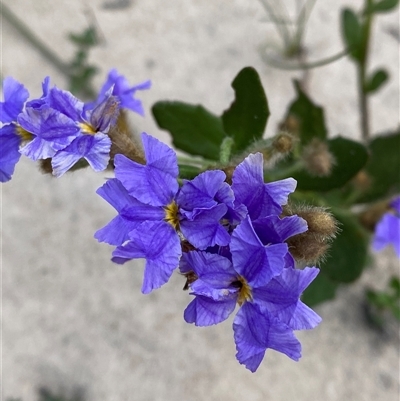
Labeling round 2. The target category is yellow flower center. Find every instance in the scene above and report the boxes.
[79,122,97,135]
[164,201,180,230]
[16,125,33,141]
[236,276,253,306]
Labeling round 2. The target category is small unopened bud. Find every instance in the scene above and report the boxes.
[272,132,297,154]
[284,205,339,263]
[108,110,146,165]
[296,207,338,240]
[302,138,335,177]
[287,234,330,264]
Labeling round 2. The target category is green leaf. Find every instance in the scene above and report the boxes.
[389,276,400,298]
[302,270,338,306]
[365,69,389,93]
[341,8,362,61]
[357,131,400,202]
[178,164,202,180]
[68,27,98,47]
[285,80,328,145]
[152,101,227,160]
[293,136,369,191]
[221,67,270,154]
[321,210,369,283]
[391,305,400,320]
[364,0,399,14]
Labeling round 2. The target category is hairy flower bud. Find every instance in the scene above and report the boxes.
[272,132,297,154]
[301,138,336,177]
[108,110,146,165]
[284,205,338,263]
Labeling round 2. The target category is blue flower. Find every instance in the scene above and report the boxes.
[18,84,119,176]
[232,153,297,221]
[181,216,320,371]
[89,69,151,115]
[0,77,30,182]
[373,196,400,258]
[95,133,233,293]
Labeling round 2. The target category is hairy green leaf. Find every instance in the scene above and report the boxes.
[222,67,270,154]
[365,69,389,93]
[321,210,369,283]
[285,80,328,145]
[357,131,400,202]
[364,0,399,14]
[341,8,362,61]
[152,101,226,160]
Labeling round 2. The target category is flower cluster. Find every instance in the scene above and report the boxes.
[0,70,150,182]
[373,196,400,258]
[96,132,321,372]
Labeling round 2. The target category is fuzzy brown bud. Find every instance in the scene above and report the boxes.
[296,207,338,239]
[108,110,145,165]
[301,138,336,177]
[272,132,297,154]
[284,205,339,263]
[287,234,330,264]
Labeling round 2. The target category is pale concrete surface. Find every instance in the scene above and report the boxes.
[1,1,399,400]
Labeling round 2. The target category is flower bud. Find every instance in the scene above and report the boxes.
[108,110,146,165]
[284,205,339,263]
[272,132,297,154]
[301,138,336,177]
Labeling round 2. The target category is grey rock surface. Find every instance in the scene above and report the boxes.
[1,1,399,400]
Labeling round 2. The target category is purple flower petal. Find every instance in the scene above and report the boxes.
[232,153,296,219]
[182,251,238,300]
[233,303,302,372]
[252,215,308,244]
[0,124,21,182]
[51,133,111,177]
[177,170,229,210]
[19,137,56,160]
[373,213,400,257]
[48,86,83,121]
[89,92,120,132]
[253,267,321,329]
[18,106,79,150]
[184,295,236,326]
[231,217,288,286]
[96,69,151,115]
[115,133,179,206]
[264,178,297,209]
[180,204,230,249]
[112,221,181,293]
[95,178,164,245]
[26,76,50,109]
[0,77,29,123]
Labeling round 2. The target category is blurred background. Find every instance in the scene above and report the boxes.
[2,0,399,400]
